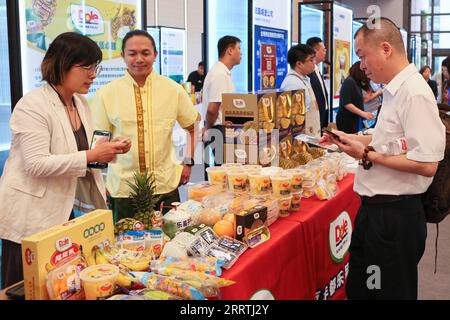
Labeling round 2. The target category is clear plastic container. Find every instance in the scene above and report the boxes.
[278,195,293,218]
[271,174,293,198]
[206,166,228,189]
[227,171,249,193]
[188,182,222,202]
[290,191,303,211]
[248,173,272,196]
[79,264,119,300]
[286,169,303,192]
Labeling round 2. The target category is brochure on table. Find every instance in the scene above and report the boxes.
[19,0,143,98]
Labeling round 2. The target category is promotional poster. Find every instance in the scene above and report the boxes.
[19,0,142,97]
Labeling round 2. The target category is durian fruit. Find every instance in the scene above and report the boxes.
[243,121,258,131]
[280,118,291,129]
[291,152,314,165]
[308,147,326,159]
[280,157,300,170]
[295,115,305,125]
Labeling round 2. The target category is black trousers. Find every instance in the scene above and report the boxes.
[110,188,181,222]
[346,195,427,300]
[1,239,23,289]
[203,125,224,180]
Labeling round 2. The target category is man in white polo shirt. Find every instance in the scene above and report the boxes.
[202,36,242,169]
[321,18,445,300]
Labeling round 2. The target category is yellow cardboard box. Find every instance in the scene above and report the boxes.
[21,210,114,300]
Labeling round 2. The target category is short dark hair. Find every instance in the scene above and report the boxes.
[287,44,315,69]
[218,36,241,58]
[306,37,323,49]
[354,17,405,54]
[41,32,102,86]
[198,61,204,67]
[348,61,371,91]
[443,57,449,69]
[122,30,157,54]
[419,65,432,75]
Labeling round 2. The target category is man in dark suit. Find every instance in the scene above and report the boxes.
[306,37,329,129]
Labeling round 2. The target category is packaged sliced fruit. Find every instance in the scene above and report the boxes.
[248,173,272,196]
[132,288,182,300]
[188,182,222,202]
[244,226,271,249]
[46,252,87,300]
[204,244,238,270]
[290,191,303,211]
[271,174,293,198]
[131,272,205,300]
[206,166,228,189]
[227,171,249,194]
[152,267,235,288]
[315,177,336,201]
[217,236,248,257]
[150,256,224,276]
[278,195,293,218]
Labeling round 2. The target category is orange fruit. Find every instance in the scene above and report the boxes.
[213,220,235,238]
[222,213,236,227]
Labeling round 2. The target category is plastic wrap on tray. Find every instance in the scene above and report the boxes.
[131,272,205,300]
[150,256,224,276]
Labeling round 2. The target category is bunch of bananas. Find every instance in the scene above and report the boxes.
[84,246,149,289]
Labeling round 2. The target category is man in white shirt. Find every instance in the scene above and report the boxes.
[321,18,445,300]
[202,35,242,168]
[281,44,321,138]
[306,37,329,129]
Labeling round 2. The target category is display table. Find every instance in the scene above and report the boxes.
[221,174,360,300]
[0,175,360,301]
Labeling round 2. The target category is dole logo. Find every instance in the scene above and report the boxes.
[56,237,72,252]
[329,211,352,263]
[80,10,99,24]
[70,4,104,36]
[335,219,348,247]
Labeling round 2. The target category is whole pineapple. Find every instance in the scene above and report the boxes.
[114,218,144,235]
[127,171,161,230]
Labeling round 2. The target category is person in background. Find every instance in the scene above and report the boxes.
[321,18,445,300]
[336,61,378,134]
[281,44,321,138]
[420,65,438,99]
[202,36,242,170]
[306,37,329,129]
[0,32,128,288]
[187,61,206,93]
[92,30,200,221]
[432,57,449,103]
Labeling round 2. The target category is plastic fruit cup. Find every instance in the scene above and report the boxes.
[290,191,303,211]
[271,174,293,198]
[206,166,228,189]
[228,171,248,193]
[287,169,303,192]
[278,195,293,218]
[80,264,119,300]
[248,173,271,196]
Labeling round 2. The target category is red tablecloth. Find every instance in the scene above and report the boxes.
[221,174,360,300]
